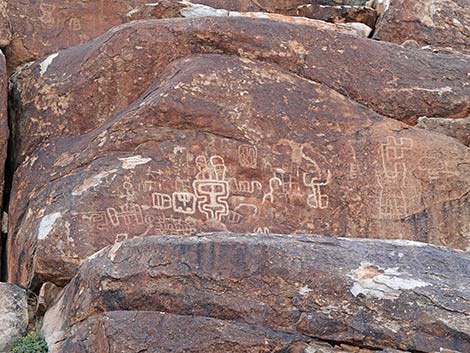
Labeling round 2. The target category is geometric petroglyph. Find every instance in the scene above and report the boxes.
[377,136,414,219]
[238,145,257,168]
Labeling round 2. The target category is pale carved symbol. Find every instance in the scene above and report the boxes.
[377,136,413,219]
[172,192,197,215]
[106,178,145,226]
[303,170,331,210]
[254,227,270,234]
[417,156,459,180]
[107,204,144,227]
[238,145,257,168]
[193,155,230,221]
[78,212,109,231]
[152,193,172,210]
[39,4,55,25]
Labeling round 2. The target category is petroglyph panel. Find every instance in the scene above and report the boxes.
[7,54,469,289]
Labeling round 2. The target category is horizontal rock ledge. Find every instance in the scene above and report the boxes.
[43,233,470,353]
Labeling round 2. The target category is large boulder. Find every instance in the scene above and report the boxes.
[373,0,470,55]
[7,53,470,289]
[297,4,378,28]
[0,283,29,352]
[9,17,470,166]
[3,0,318,70]
[43,234,470,353]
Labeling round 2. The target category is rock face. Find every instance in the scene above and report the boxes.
[0,51,7,237]
[2,0,322,70]
[7,52,470,288]
[298,4,378,28]
[9,17,470,164]
[0,283,29,352]
[43,234,470,353]
[417,117,470,147]
[55,311,409,353]
[374,0,470,55]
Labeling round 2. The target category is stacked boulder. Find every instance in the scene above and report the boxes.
[0,1,468,352]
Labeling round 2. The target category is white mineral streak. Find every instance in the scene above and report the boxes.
[39,53,59,75]
[38,212,62,240]
[72,169,117,196]
[350,263,429,300]
[179,1,371,37]
[118,155,152,169]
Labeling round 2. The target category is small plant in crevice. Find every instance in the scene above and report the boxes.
[10,332,48,353]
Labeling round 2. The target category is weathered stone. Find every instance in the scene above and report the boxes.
[0,51,7,240]
[50,311,309,353]
[9,17,470,166]
[175,2,372,37]
[417,117,470,147]
[297,4,378,28]
[50,311,413,353]
[43,234,470,353]
[2,0,315,70]
[7,53,470,288]
[310,0,371,5]
[0,1,11,48]
[373,0,470,55]
[0,283,29,352]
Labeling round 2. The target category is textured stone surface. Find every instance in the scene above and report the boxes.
[43,234,470,353]
[9,17,470,166]
[7,53,470,289]
[52,311,309,353]
[417,117,470,147]
[52,311,412,353]
[0,1,11,47]
[2,0,317,70]
[0,283,29,352]
[373,0,470,55]
[0,51,7,238]
[297,4,378,28]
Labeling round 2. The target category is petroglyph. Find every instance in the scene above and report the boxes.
[377,136,413,219]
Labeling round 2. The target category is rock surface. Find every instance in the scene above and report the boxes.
[417,117,470,147]
[43,234,470,353]
[373,0,470,55]
[54,311,411,353]
[9,17,470,165]
[0,51,7,238]
[297,4,378,28]
[0,283,29,352]
[7,53,470,289]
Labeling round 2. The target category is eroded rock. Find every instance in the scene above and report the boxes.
[7,54,470,288]
[0,51,7,240]
[373,0,470,55]
[9,17,470,167]
[43,234,470,353]
[297,4,378,28]
[0,283,29,352]
[417,117,470,147]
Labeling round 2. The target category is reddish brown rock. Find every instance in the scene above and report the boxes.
[3,0,315,70]
[7,51,470,289]
[0,51,7,239]
[373,0,470,55]
[43,234,470,353]
[9,17,470,167]
[297,4,378,28]
[417,117,470,147]
[0,1,11,47]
